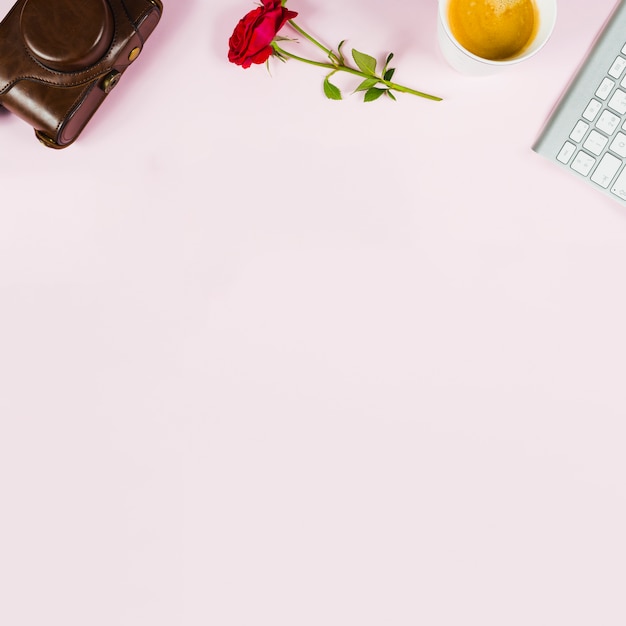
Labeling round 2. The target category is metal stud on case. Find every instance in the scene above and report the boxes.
[101,70,121,94]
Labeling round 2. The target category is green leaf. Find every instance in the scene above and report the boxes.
[383,68,396,82]
[354,77,379,92]
[337,39,346,63]
[363,87,386,102]
[323,75,342,100]
[386,90,397,101]
[383,52,394,73]
[352,49,377,75]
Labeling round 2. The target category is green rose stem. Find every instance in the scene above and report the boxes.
[272,20,442,102]
[286,19,342,63]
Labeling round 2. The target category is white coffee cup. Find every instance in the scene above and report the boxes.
[437,0,557,75]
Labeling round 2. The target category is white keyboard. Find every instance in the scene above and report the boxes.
[533,1,626,202]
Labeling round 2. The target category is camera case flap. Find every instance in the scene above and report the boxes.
[0,0,162,148]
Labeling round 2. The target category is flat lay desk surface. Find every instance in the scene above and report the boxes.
[2,0,625,624]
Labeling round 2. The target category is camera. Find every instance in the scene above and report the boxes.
[0,0,163,148]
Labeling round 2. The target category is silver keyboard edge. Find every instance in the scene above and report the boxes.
[533,1,626,159]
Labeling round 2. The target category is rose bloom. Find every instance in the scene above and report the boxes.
[228,0,298,68]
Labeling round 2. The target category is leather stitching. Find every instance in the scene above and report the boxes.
[0,0,154,94]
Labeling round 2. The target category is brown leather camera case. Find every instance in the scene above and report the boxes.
[0,0,162,148]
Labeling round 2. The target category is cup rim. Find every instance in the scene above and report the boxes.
[438,0,558,67]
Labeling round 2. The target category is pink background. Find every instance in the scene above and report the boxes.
[1,0,625,624]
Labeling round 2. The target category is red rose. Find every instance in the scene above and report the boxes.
[228,0,298,68]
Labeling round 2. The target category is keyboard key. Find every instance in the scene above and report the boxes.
[609,131,626,156]
[596,77,615,99]
[571,151,596,176]
[608,56,626,78]
[596,110,620,134]
[570,120,589,142]
[583,129,609,155]
[557,141,576,164]
[611,167,626,199]
[582,99,602,121]
[608,89,626,114]
[591,153,622,187]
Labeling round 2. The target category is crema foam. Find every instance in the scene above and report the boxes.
[447,0,539,61]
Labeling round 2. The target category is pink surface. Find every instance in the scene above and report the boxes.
[1,1,625,624]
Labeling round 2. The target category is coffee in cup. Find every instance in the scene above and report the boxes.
[448,0,538,61]
[437,0,557,74]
